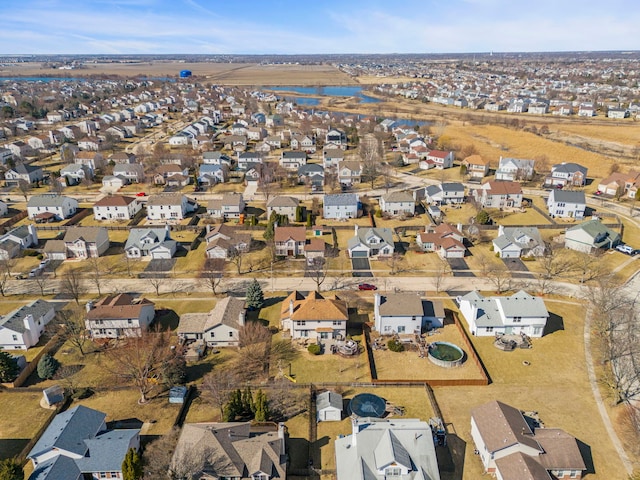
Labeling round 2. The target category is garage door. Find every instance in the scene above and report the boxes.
[351,251,368,258]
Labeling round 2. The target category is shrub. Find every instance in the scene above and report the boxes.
[71,387,94,400]
[307,343,322,355]
[0,352,19,383]
[37,354,60,380]
[375,208,382,218]
[22,249,39,257]
[387,339,405,352]
[475,210,491,225]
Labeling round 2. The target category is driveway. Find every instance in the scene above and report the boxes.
[447,257,475,277]
[244,183,258,200]
[141,259,177,278]
[351,257,373,278]
[501,257,533,278]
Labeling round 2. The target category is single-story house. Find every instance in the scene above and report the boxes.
[125,226,176,259]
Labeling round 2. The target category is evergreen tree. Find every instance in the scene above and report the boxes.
[263,211,278,241]
[306,213,313,227]
[254,389,269,422]
[0,352,19,383]
[121,448,142,480]
[37,353,60,380]
[241,386,254,417]
[0,458,23,480]
[246,279,264,310]
[295,206,303,222]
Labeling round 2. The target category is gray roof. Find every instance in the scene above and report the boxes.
[282,150,307,159]
[378,294,424,317]
[177,296,246,335]
[28,405,106,459]
[267,196,298,208]
[324,193,358,207]
[125,227,175,254]
[382,191,414,203]
[348,227,394,251]
[552,162,587,175]
[6,224,33,240]
[30,456,81,480]
[27,194,74,208]
[1,299,54,334]
[460,290,548,328]
[441,182,465,192]
[566,219,620,246]
[425,184,441,197]
[493,226,543,251]
[63,226,107,243]
[147,193,185,207]
[75,429,139,473]
[317,391,343,411]
[335,418,441,480]
[550,189,586,204]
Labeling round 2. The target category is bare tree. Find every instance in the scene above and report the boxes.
[200,262,224,296]
[86,257,103,296]
[142,427,180,479]
[359,134,382,189]
[61,267,84,304]
[0,258,16,296]
[431,257,451,293]
[202,369,236,418]
[387,252,406,276]
[106,329,172,403]
[486,262,512,294]
[57,306,90,356]
[32,273,49,296]
[17,178,31,201]
[575,251,607,284]
[308,257,328,291]
[535,246,575,294]
[229,248,245,275]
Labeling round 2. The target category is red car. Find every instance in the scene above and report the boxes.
[358,283,377,291]
[136,192,146,197]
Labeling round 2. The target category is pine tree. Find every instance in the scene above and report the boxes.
[121,448,142,480]
[254,389,269,422]
[0,352,19,383]
[0,458,23,480]
[295,206,303,222]
[246,279,264,310]
[241,386,254,417]
[37,354,60,380]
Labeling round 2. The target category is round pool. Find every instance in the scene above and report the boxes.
[428,342,465,368]
[349,393,386,418]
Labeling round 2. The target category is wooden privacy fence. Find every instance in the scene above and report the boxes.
[1,332,64,389]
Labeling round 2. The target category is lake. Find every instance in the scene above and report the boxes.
[265,85,380,103]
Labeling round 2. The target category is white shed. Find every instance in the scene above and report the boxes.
[316,390,343,422]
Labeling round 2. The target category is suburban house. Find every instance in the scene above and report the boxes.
[473,181,523,209]
[544,162,588,187]
[0,200,6,217]
[237,151,264,170]
[4,163,44,186]
[113,163,145,183]
[0,225,39,259]
[316,390,343,422]
[347,226,394,259]
[337,160,363,185]
[146,193,197,221]
[298,163,325,189]
[564,219,621,253]
[374,293,445,334]
[325,128,348,149]
[424,149,454,169]
[425,182,466,205]
[27,405,140,480]
[275,226,306,257]
[463,154,491,179]
[470,400,585,479]
[280,150,307,170]
[280,290,348,341]
[74,151,104,172]
[495,157,535,181]
[304,238,326,265]
[125,227,176,259]
[207,193,246,220]
[416,223,467,258]
[202,151,234,167]
[267,196,299,222]
[0,300,55,350]
[153,164,190,187]
[379,191,415,216]
[323,148,345,168]
[198,163,228,186]
[101,175,127,190]
[457,290,549,337]
[547,189,586,219]
[85,293,155,339]
[177,296,246,347]
[45,227,110,260]
[323,193,360,219]
[493,226,546,258]
[170,422,286,480]
[597,171,640,197]
[27,194,79,221]
[291,134,316,152]
[335,418,441,480]
[93,195,141,221]
[59,164,92,186]
[204,224,252,260]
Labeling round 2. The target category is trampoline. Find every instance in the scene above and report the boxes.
[349,393,386,418]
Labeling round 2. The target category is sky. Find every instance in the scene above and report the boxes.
[0,0,638,55]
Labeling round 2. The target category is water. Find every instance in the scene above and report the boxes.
[265,85,380,103]
[429,342,463,361]
[0,77,84,83]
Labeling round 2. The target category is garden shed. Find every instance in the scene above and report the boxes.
[316,390,343,422]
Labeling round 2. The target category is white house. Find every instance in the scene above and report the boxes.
[473,181,523,209]
[495,157,535,181]
[316,391,343,422]
[280,151,307,170]
[335,418,441,480]
[267,196,299,222]
[146,193,197,222]
[323,193,360,219]
[544,162,588,187]
[0,300,55,350]
[0,200,7,217]
[457,290,549,337]
[374,293,445,334]
[379,191,415,216]
[85,293,155,339]
[125,227,176,260]
[492,226,545,258]
[424,150,454,169]
[0,225,39,260]
[206,193,245,220]
[347,226,394,259]
[93,195,141,221]
[325,128,348,149]
[27,194,78,221]
[547,189,586,219]
[425,182,465,205]
[177,296,246,347]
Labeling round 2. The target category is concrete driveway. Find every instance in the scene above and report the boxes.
[501,257,533,278]
[447,257,475,277]
[351,257,373,277]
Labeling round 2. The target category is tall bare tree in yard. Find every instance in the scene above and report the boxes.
[142,427,180,480]
[61,267,84,304]
[200,260,224,296]
[202,369,236,418]
[17,179,31,201]
[0,258,16,296]
[106,329,172,404]
[486,262,512,294]
[360,134,382,189]
[431,257,450,293]
[57,306,90,356]
[235,322,297,382]
[308,257,328,291]
[535,246,575,295]
[86,257,104,296]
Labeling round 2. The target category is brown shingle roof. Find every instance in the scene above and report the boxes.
[534,428,586,471]
[86,293,154,320]
[274,226,306,243]
[486,180,523,195]
[281,290,348,321]
[494,452,551,480]
[94,195,137,207]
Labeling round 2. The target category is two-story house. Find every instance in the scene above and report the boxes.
[547,189,586,219]
[280,290,348,342]
[177,296,246,347]
[493,225,546,258]
[267,196,299,222]
[0,300,55,350]
[416,223,466,258]
[374,293,445,334]
[337,160,362,185]
[146,193,197,221]
[27,194,78,221]
[0,225,38,260]
[495,157,535,181]
[113,163,145,183]
[125,227,176,259]
[93,195,141,221]
[206,193,246,220]
[323,193,360,219]
[274,226,306,257]
[379,191,415,216]
[85,293,155,339]
[204,224,251,260]
[325,128,348,149]
[473,181,523,209]
[462,155,490,180]
[457,290,549,337]
[280,151,307,170]
[49,227,110,259]
[291,134,316,152]
[544,162,588,187]
[425,182,466,205]
[347,226,394,258]
[323,148,345,169]
[424,150,454,169]
[4,163,44,186]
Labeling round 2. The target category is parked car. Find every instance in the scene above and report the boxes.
[594,190,602,195]
[358,283,377,291]
[39,258,50,268]
[615,244,634,255]
[28,268,43,277]
[136,192,146,197]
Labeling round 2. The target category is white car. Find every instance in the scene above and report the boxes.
[615,244,634,255]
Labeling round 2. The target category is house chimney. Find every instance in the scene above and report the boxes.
[351,417,359,447]
[206,224,211,234]
[289,299,294,316]
[238,306,246,327]
[354,224,359,235]
[457,223,463,233]
[278,422,286,451]
[85,301,94,312]
[498,224,505,236]
[28,224,38,246]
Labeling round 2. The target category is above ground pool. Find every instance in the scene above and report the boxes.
[349,393,387,418]
[428,342,465,367]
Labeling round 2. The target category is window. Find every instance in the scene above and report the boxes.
[296,320,306,326]
[128,319,133,324]
[397,326,405,333]
[384,325,391,332]
[513,317,521,323]
[229,331,233,337]
[12,335,17,341]
[486,327,494,333]
[100,474,106,479]
[333,321,341,326]
[570,471,579,478]
[385,466,402,476]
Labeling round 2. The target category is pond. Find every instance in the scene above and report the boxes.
[264,85,380,103]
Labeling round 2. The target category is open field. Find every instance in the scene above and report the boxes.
[434,300,632,480]
[0,62,354,86]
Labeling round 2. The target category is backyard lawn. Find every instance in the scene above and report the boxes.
[0,391,53,460]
